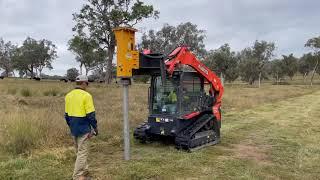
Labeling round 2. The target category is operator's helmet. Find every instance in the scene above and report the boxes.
[76,75,89,82]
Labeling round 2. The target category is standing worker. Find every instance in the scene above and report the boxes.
[65,75,98,180]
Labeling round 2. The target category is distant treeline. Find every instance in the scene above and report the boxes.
[0,37,57,78]
[1,0,319,86]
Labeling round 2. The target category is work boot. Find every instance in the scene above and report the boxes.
[78,175,86,180]
[79,175,92,180]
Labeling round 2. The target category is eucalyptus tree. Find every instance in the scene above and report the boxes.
[72,0,159,83]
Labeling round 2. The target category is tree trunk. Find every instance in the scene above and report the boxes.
[105,39,116,84]
[30,65,34,78]
[258,72,261,88]
[303,72,307,84]
[310,59,319,86]
[249,78,255,85]
[85,67,89,76]
[39,69,42,78]
[80,63,83,75]
[276,73,279,85]
[220,72,224,86]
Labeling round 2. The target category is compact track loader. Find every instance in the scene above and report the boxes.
[132,47,224,151]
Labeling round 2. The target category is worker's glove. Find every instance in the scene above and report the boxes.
[93,128,98,136]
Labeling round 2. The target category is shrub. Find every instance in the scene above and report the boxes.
[43,89,60,96]
[20,88,32,97]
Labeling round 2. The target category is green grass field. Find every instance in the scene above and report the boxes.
[0,78,320,179]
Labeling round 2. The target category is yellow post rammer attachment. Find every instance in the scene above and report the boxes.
[113,27,139,78]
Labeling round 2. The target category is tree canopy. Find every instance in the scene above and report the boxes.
[66,68,79,81]
[72,0,159,83]
[0,38,16,77]
[68,35,106,76]
[239,40,275,85]
[305,36,320,85]
[140,22,207,58]
[13,37,57,78]
[203,44,239,83]
[298,53,313,76]
[281,54,298,80]
[269,59,286,83]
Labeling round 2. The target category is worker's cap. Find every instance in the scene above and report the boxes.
[75,75,88,82]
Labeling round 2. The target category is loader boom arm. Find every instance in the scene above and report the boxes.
[165,47,224,120]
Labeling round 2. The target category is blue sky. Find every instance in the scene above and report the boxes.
[0,0,319,75]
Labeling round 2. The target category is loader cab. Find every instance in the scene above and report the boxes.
[149,71,205,117]
[151,74,179,115]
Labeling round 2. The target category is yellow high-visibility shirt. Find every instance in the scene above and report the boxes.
[65,89,95,117]
[168,91,177,103]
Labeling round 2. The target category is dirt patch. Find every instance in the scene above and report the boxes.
[232,144,271,165]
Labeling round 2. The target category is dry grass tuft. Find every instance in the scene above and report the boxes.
[43,89,60,96]
[20,88,32,97]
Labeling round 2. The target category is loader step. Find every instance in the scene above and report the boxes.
[133,121,152,143]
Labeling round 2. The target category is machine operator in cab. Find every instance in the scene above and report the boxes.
[65,75,98,180]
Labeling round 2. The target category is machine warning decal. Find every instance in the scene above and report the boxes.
[155,118,173,123]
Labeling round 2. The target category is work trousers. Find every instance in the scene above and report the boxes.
[73,133,89,180]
